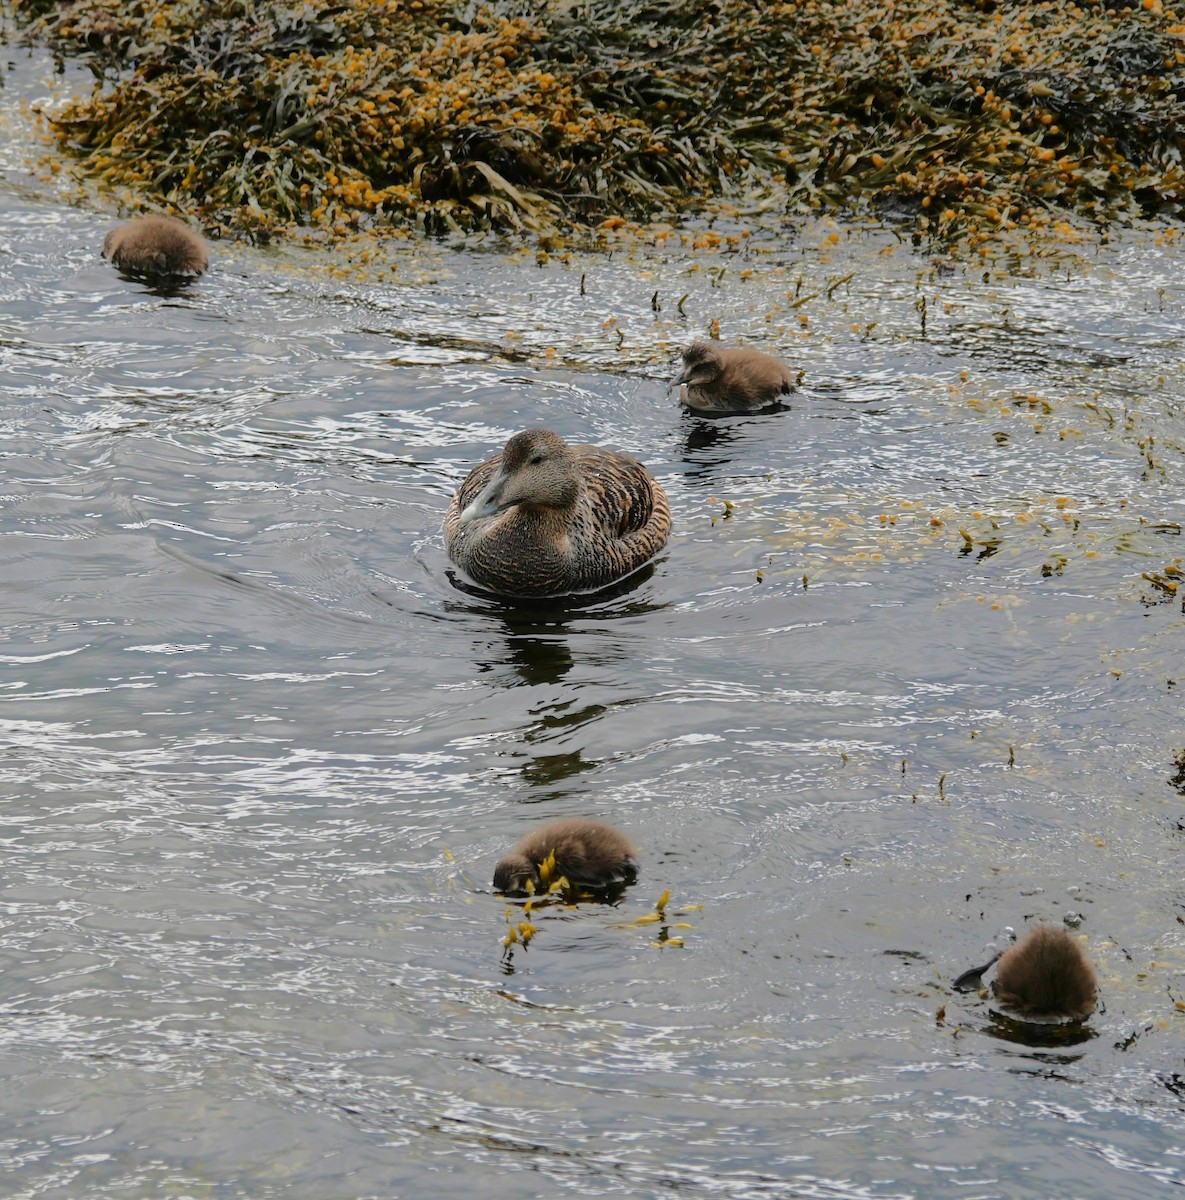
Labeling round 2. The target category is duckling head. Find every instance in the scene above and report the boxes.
[670,341,722,393]
[492,850,538,895]
[459,428,579,524]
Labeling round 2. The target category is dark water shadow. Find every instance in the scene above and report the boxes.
[435,581,667,791]
[485,612,612,790]
[682,398,792,423]
[987,1011,1097,1051]
[501,624,576,688]
[677,406,799,486]
[680,416,743,462]
[516,749,599,787]
[441,560,667,617]
[495,870,637,905]
[110,268,204,300]
[678,416,754,488]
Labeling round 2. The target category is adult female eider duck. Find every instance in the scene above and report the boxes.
[493,819,638,895]
[444,428,670,598]
[991,924,1097,1021]
[671,340,795,414]
[102,216,209,280]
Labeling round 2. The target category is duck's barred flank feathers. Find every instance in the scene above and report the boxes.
[444,428,670,599]
[102,215,209,279]
[493,818,639,895]
[993,925,1097,1022]
[592,450,660,539]
[673,341,795,415]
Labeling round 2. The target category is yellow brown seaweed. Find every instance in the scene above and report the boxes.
[14,0,1185,243]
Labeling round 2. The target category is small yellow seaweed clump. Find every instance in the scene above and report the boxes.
[620,889,701,947]
[501,899,538,948]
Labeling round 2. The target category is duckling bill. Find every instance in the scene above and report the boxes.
[103,215,209,280]
[444,428,670,599]
[493,818,638,895]
[671,341,795,415]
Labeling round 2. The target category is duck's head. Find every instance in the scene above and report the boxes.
[670,341,723,392]
[459,428,579,523]
[492,851,537,894]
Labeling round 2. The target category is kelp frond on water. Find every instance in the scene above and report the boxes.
[13,0,1185,242]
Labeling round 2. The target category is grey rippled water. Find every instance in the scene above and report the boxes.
[2,43,1184,1200]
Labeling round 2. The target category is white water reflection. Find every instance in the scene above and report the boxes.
[0,38,1183,1200]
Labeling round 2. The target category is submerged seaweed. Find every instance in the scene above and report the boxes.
[12,0,1185,242]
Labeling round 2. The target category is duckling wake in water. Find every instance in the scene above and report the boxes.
[671,341,795,415]
[444,428,670,599]
[493,818,638,896]
[103,215,209,280]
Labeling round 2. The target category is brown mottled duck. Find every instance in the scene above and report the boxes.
[493,818,638,895]
[992,925,1097,1021]
[671,341,795,414]
[103,216,209,279]
[444,428,670,598]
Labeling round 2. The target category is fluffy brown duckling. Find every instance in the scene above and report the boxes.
[103,216,209,280]
[493,818,639,895]
[671,340,795,415]
[992,925,1097,1021]
[444,428,670,599]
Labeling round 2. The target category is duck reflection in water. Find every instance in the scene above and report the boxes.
[677,417,745,486]
[501,619,575,688]
[493,818,638,897]
[493,614,604,788]
[451,603,661,790]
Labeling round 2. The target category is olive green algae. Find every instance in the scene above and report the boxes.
[11,0,1185,244]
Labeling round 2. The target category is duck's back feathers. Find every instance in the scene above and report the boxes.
[103,216,209,279]
[445,428,670,598]
[590,445,663,540]
[992,925,1097,1021]
[493,818,638,894]
[673,341,795,414]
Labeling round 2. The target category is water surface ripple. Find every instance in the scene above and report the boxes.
[2,51,1184,1200]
